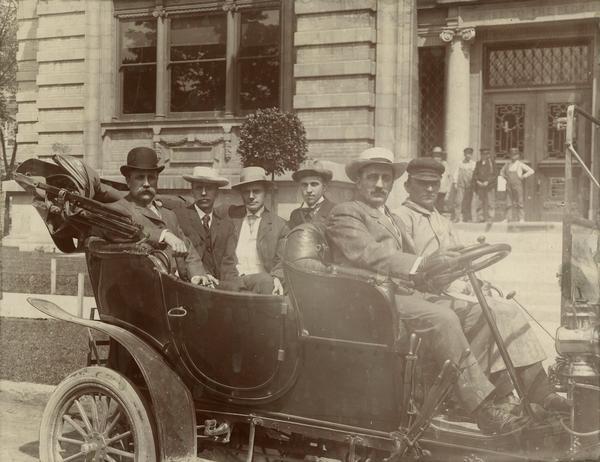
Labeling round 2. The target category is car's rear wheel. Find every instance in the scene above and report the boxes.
[39,366,156,462]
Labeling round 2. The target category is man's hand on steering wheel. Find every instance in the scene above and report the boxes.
[412,248,462,293]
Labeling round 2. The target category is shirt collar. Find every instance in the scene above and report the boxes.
[302,196,325,209]
[246,206,265,218]
[194,204,213,220]
[403,199,435,217]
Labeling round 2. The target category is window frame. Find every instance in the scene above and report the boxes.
[114,0,293,120]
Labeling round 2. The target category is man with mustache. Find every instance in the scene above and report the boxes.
[396,158,567,416]
[289,159,335,229]
[326,147,550,434]
[111,147,206,281]
[227,167,288,295]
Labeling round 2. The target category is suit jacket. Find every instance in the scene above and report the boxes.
[326,199,418,278]
[288,197,336,229]
[473,158,497,190]
[110,195,205,277]
[227,205,289,280]
[173,204,239,281]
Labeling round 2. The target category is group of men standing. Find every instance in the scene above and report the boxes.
[433,146,534,223]
[110,145,565,436]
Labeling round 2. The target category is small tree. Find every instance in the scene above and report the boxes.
[237,108,308,181]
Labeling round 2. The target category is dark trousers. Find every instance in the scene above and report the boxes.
[476,187,495,222]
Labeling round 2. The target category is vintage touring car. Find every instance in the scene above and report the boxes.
[12,105,600,462]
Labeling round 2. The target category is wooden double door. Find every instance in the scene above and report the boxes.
[482,89,592,221]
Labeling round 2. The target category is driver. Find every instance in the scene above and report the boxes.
[327,147,532,434]
[396,158,569,415]
[110,147,207,283]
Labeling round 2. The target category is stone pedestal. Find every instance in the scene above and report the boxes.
[441,27,475,179]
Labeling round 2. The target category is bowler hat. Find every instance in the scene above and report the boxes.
[406,157,445,181]
[183,166,229,187]
[292,159,333,182]
[345,147,407,182]
[120,147,164,176]
[232,166,271,190]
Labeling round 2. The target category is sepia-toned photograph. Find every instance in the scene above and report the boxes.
[0,0,599,461]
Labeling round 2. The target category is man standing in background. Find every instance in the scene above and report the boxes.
[500,148,534,223]
[473,148,497,223]
[452,147,476,223]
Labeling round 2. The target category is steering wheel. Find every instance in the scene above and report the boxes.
[421,243,511,288]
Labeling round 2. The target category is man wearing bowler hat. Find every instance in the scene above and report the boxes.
[473,148,498,223]
[326,147,548,434]
[174,166,240,289]
[227,166,289,295]
[289,159,335,229]
[111,146,206,281]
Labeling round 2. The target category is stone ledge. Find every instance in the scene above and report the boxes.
[295,27,375,46]
[37,72,85,86]
[37,121,84,133]
[37,47,85,63]
[294,60,375,77]
[295,0,376,15]
[37,97,85,110]
[294,92,375,109]
[16,132,39,144]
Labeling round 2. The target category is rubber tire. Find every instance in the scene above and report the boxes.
[39,366,157,462]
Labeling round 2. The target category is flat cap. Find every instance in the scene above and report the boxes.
[406,157,445,181]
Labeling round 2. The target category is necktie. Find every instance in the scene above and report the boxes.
[247,214,258,233]
[303,207,314,222]
[202,214,210,232]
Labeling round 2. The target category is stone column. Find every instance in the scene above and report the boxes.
[375,0,419,208]
[154,6,167,119]
[440,27,475,179]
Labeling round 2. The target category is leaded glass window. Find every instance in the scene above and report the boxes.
[486,41,591,89]
[418,47,445,157]
[494,104,525,159]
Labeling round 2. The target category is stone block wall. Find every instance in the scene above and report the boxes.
[293,0,377,163]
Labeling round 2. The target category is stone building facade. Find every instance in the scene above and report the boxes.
[3,0,600,249]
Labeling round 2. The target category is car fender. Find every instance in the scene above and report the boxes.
[27,297,197,462]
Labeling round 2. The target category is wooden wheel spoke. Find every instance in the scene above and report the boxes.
[103,411,121,437]
[99,396,110,433]
[103,455,117,462]
[74,398,94,433]
[90,395,101,432]
[106,430,131,445]
[58,436,85,445]
[106,446,135,459]
[62,451,85,462]
[63,415,89,439]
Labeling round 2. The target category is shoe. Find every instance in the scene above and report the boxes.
[542,393,572,414]
[475,400,529,435]
[494,394,522,416]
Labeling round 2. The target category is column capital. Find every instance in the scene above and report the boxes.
[439,27,476,43]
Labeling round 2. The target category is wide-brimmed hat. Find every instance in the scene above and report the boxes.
[406,158,445,181]
[345,147,407,182]
[292,159,333,182]
[183,166,229,187]
[120,147,164,176]
[232,166,271,190]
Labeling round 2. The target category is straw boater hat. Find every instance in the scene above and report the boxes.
[292,159,333,182]
[406,157,445,181]
[345,147,407,182]
[183,166,229,187]
[120,147,165,176]
[232,166,271,190]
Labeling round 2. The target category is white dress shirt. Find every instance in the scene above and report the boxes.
[235,207,265,275]
[194,204,213,227]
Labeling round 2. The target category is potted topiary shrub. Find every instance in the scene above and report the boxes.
[237,108,308,210]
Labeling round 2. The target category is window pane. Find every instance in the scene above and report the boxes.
[123,65,156,114]
[240,9,280,58]
[239,57,279,110]
[121,20,157,64]
[171,62,226,112]
[171,15,227,61]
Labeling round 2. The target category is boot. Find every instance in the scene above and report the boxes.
[475,397,529,435]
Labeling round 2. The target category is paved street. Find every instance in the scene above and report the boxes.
[0,388,47,462]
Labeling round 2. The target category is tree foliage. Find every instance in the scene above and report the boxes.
[237,108,308,179]
[0,0,17,180]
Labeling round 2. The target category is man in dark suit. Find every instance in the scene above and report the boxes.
[326,147,529,434]
[173,166,239,289]
[473,148,497,222]
[227,167,289,295]
[110,147,206,282]
[289,159,335,229]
